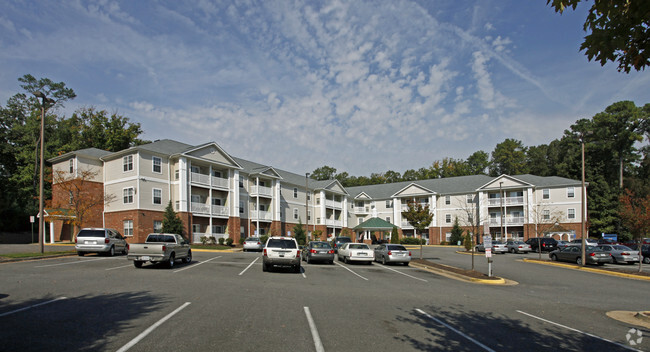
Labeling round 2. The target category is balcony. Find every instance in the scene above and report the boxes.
[401,203,428,211]
[401,221,413,228]
[325,199,342,209]
[191,172,210,185]
[211,176,229,189]
[488,216,526,227]
[355,206,370,213]
[191,172,230,190]
[191,202,229,217]
[251,210,272,221]
[325,219,342,227]
[488,196,525,207]
[192,232,228,243]
[250,185,273,197]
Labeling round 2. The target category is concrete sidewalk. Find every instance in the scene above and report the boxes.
[0,243,75,255]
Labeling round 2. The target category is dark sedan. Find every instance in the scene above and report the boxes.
[301,241,334,264]
[549,245,612,266]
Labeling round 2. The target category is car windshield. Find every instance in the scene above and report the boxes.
[312,242,330,248]
[77,230,105,238]
[387,245,407,251]
[267,239,297,249]
[337,237,351,243]
[146,234,175,243]
[349,244,368,249]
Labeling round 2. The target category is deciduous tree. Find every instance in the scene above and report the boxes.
[401,199,434,259]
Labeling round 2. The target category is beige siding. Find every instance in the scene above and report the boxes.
[104,180,137,212]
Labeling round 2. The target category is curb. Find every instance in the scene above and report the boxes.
[0,252,77,263]
[521,258,650,281]
[409,261,512,285]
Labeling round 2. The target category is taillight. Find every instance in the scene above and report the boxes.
[75,237,78,244]
[621,252,630,255]
[311,249,317,254]
[328,250,334,254]
[589,252,595,256]
[296,251,300,258]
[518,246,523,248]
[263,249,267,256]
[127,244,130,251]
[105,238,110,244]
[387,251,392,255]
[257,242,261,245]
[162,245,166,252]
[408,251,412,256]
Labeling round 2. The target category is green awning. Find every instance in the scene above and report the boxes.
[353,217,396,231]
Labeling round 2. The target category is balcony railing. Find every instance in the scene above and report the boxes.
[401,203,428,211]
[192,232,228,243]
[325,199,342,209]
[191,172,210,185]
[251,210,272,221]
[191,202,228,217]
[488,197,524,206]
[211,176,229,189]
[211,205,228,217]
[325,219,342,227]
[250,185,273,197]
[488,216,526,226]
[355,206,369,213]
[191,172,230,189]
[401,221,413,228]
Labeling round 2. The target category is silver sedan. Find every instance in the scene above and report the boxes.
[476,240,507,254]
[505,240,532,254]
[597,245,640,264]
[243,237,264,252]
[374,244,411,265]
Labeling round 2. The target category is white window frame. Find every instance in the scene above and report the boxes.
[123,187,134,204]
[123,220,133,237]
[153,220,162,233]
[386,200,393,208]
[69,159,74,173]
[152,188,162,205]
[239,200,244,214]
[543,209,550,220]
[445,196,450,205]
[445,214,451,223]
[293,208,299,220]
[293,188,298,198]
[123,155,133,172]
[308,210,311,221]
[543,188,550,199]
[466,194,473,203]
[152,156,162,173]
[567,187,575,198]
[567,208,576,219]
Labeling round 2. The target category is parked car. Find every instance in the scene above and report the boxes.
[632,244,650,264]
[75,228,128,257]
[301,241,334,264]
[526,238,558,252]
[569,238,598,246]
[597,238,618,245]
[243,237,263,252]
[263,237,301,273]
[556,240,571,249]
[374,244,411,265]
[505,240,532,254]
[127,233,192,268]
[597,245,640,264]
[476,240,507,254]
[337,243,374,264]
[549,245,612,266]
[332,236,352,253]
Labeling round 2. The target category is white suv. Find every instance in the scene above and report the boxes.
[263,237,301,273]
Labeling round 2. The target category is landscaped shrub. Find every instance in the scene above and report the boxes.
[218,237,225,245]
[440,241,449,245]
[400,237,425,245]
[226,238,234,246]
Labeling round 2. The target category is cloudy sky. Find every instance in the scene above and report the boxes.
[1,0,648,176]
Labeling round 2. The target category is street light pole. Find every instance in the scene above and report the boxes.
[580,134,587,267]
[33,91,54,254]
[499,181,504,242]
[305,173,310,241]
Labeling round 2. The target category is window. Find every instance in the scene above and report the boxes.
[568,208,576,219]
[293,188,298,198]
[239,201,244,214]
[386,217,391,223]
[153,220,162,233]
[386,200,393,208]
[213,170,222,178]
[308,210,311,221]
[192,224,201,233]
[239,176,244,188]
[69,159,74,173]
[153,188,162,205]
[293,208,299,220]
[259,204,266,211]
[468,214,473,223]
[567,187,575,198]
[543,189,550,199]
[152,156,162,173]
[445,214,451,223]
[466,194,474,203]
[175,170,179,180]
[212,198,222,206]
[123,220,133,236]
[123,155,133,172]
[543,210,550,220]
[307,192,311,201]
[445,196,450,205]
[123,188,134,204]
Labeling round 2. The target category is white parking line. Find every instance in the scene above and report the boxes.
[516,310,642,352]
[304,307,325,352]
[377,264,428,282]
[35,257,111,268]
[116,302,191,352]
[106,264,134,271]
[334,262,368,281]
[0,297,67,317]
[416,309,495,352]
[238,257,259,276]
[173,256,221,273]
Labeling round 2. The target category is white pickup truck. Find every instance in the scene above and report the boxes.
[127,233,192,269]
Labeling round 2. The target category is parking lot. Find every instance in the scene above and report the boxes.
[1,247,648,351]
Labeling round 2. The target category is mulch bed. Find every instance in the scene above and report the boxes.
[412,259,502,280]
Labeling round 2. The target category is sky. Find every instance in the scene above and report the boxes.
[1,0,648,177]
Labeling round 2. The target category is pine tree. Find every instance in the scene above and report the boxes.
[390,227,400,244]
[162,201,184,236]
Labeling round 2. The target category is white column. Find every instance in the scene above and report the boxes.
[178,157,188,212]
[49,222,55,244]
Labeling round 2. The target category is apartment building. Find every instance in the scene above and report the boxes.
[47,139,584,244]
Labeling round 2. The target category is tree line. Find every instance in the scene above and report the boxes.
[311,101,650,240]
[0,75,148,231]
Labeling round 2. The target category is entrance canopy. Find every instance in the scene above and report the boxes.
[353,217,396,242]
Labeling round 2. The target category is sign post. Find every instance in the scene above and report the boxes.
[483,235,493,277]
[30,216,35,244]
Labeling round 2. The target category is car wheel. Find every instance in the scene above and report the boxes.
[262,263,268,272]
[611,257,618,264]
[551,254,557,261]
[381,256,386,265]
[576,257,582,265]
[329,260,334,265]
[167,253,175,269]
[133,261,143,268]
[643,257,650,264]
[108,246,115,257]
[77,252,85,256]
[510,248,515,254]
[344,256,349,264]
[184,250,192,264]
[597,262,605,266]
[307,256,311,264]
[404,262,409,266]
[295,265,301,273]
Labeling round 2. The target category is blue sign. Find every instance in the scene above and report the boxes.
[602,233,617,241]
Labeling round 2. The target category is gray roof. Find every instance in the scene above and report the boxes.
[48,147,112,163]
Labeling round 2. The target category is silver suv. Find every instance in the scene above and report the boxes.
[75,228,128,256]
[262,237,301,273]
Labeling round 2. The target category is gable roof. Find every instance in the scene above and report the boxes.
[48,147,111,164]
[353,217,396,231]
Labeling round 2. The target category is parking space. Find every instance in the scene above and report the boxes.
[1,250,648,351]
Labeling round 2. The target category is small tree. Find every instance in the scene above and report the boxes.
[619,189,650,273]
[401,200,434,259]
[390,227,400,244]
[162,201,184,236]
[449,217,464,245]
[463,232,473,251]
[293,219,306,245]
[312,229,323,241]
